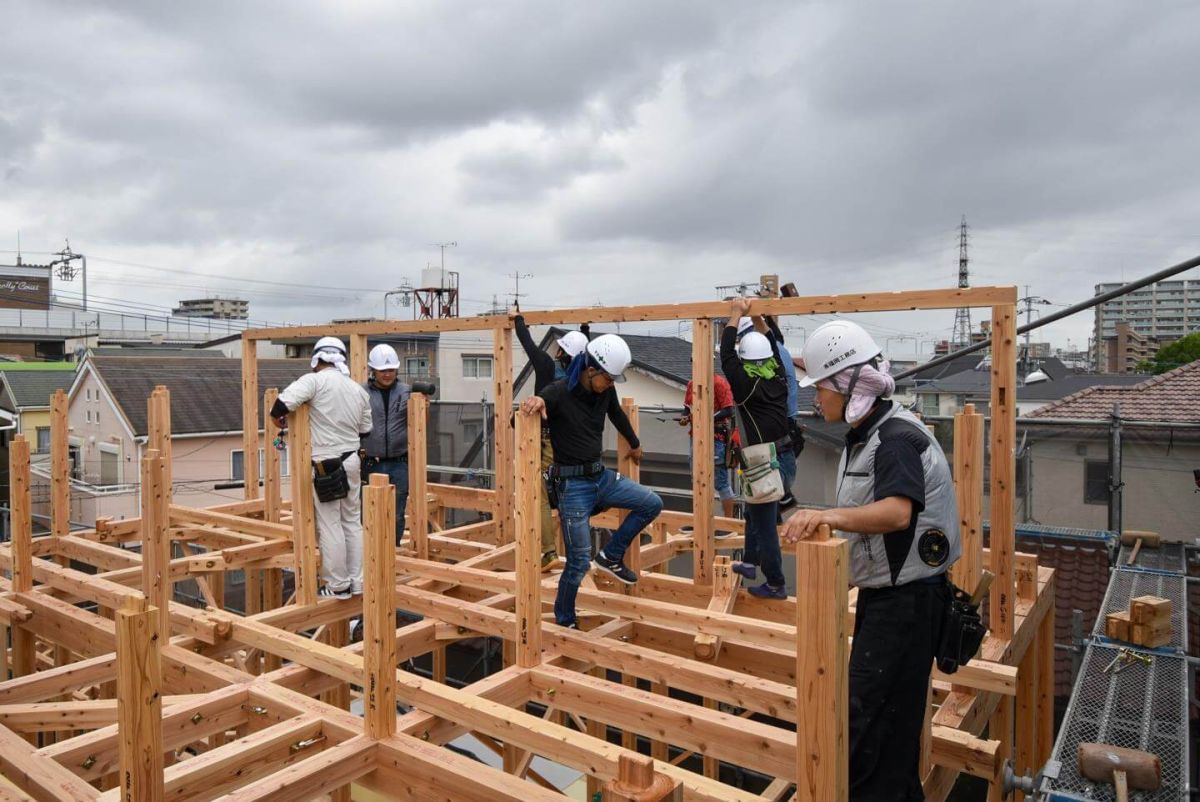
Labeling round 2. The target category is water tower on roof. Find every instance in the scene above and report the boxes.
[414,242,460,320]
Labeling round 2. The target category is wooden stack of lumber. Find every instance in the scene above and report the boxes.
[1104,596,1172,648]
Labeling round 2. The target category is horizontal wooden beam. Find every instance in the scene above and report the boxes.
[0,722,102,802]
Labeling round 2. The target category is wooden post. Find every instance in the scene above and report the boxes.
[1035,598,1055,768]
[987,697,1013,802]
[691,318,714,586]
[116,597,163,802]
[148,387,173,505]
[140,450,170,641]
[263,566,283,672]
[493,325,514,543]
[8,435,35,680]
[241,337,260,500]
[602,753,682,802]
[1015,628,1038,799]
[795,524,848,802]
[989,304,1017,640]
[363,473,397,738]
[288,404,319,606]
[514,409,543,668]
[50,389,70,537]
[350,333,369,384]
[409,392,430,558]
[263,388,283,524]
[950,403,983,593]
[617,397,642,582]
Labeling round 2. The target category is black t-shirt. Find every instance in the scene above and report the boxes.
[538,378,640,465]
[719,324,790,445]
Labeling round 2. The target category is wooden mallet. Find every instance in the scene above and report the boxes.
[1077,743,1161,802]
[1120,529,1161,566]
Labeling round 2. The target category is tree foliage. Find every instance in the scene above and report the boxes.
[1147,332,1200,374]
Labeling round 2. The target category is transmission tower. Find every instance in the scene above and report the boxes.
[951,216,972,347]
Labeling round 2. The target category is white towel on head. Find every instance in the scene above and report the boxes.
[818,360,895,425]
[311,349,351,376]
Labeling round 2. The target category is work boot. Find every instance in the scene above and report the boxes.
[747,582,787,600]
[540,550,557,572]
[731,562,757,581]
[593,551,638,585]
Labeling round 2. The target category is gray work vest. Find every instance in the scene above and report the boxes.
[836,404,960,588]
[360,381,411,459]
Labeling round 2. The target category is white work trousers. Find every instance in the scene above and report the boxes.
[313,452,363,592]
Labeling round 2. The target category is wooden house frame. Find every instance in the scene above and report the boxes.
[0,285,1054,801]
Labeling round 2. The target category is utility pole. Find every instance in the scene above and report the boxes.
[434,241,457,283]
[1018,285,1053,373]
[951,216,972,348]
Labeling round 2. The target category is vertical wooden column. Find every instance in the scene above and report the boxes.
[288,404,318,606]
[8,435,35,679]
[987,698,1013,802]
[241,337,260,500]
[408,392,429,558]
[50,389,70,537]
[148,387,174,505]
[601,753,682,802]
[116,597,164,802]
[950,403,984,593]
[493,325,515,543]
[989,305,1017,641]
[350,334,369,384]
[794,524,848,802]
[514,410,543,668]
[1035,597,1055,767]
[1014,634,1038,799]
[140,450,170,641]
[263,389,282,524]
[617,397,642,581]
[363,473,397,739]
[690,318,714,586]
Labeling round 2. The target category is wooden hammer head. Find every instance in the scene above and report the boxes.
[1119,530,1162,548]
[1077,743,1161,790]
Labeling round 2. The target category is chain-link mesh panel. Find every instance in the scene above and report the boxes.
[1116,542,1187,576]
[1092,571,1186,652]
[1049,643,1188,800]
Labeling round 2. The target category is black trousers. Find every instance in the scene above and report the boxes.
[849,579,949,801]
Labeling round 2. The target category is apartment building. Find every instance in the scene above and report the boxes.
[1092,278,1200,366]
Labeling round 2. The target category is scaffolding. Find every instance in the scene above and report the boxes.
[0,285,1057,800]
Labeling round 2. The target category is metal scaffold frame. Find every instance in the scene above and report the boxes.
[0,284,1056,801]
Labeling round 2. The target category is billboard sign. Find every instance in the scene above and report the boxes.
[0,264,52,310]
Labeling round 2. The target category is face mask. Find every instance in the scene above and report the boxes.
[743,357,779,380]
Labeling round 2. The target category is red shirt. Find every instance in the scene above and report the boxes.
[684,376,734,442]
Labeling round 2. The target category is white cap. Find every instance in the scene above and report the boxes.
[797,320,882,387]
[368,343,401,371]
[735,318,754,339]
[586,334,632,382]
[737,331,773,361]
[556,330,589,358]
[313,336,347,355]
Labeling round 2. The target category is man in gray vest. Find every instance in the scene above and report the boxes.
[782,320,959,801]
[360,344,414,546]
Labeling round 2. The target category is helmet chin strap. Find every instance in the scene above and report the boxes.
[839,364,865,423]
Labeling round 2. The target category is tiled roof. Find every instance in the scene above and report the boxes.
[1017,373,1146,401]
[897,354,986,385]
[0,367,76,410]
[89,356,311,436]
[1027,358,1200,422]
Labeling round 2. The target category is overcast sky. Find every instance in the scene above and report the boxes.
[3,1,1200,354]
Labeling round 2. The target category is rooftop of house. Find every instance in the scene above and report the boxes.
[913,369,1148,403]
[91,347,227,358]
[1027,358,1200,423]
[0,366,76,411]
[81,355,311,437]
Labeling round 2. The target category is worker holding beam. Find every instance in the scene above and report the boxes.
[782,320,960,801]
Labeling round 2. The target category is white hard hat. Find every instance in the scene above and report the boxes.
[556,330,588,358]
[737,331,773,361]
[797,320,881,388]
[313,336,347,355]
[735,318,754,339]
[586,334,631,382]
[368,343,401,371]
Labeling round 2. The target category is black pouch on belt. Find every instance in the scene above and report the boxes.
[935,582,987,675]
[542,469,560,511]
[312,452,353,503]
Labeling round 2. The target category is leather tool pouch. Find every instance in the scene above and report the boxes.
[935,582,987,675]
[312,452,353,503]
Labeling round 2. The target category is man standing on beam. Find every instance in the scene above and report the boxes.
[521,333,663,629]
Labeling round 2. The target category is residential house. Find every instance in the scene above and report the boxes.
[1023,359,1200,539]
[0,363,76,452]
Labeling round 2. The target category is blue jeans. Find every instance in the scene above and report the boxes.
[554,469,663,626]
[744,498,785,587]
[689,439,735,502]
[778,448,796,497]
[362,458,409,546]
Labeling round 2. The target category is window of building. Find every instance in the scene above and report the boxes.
[921,394,939,418]
[405,356,430,377]
[85,410,92,423]
[462,355,494,379]
[1084,460,1110,505]
[35,427,51,453]
[231,449,245,481]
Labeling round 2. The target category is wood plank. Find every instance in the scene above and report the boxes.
[513,408,543,668]
[116,598,164,802]
[50,391,69,539]
[349,334,368,384]
[168,507,291,541]
[950,403,984,593]
[988,304,1017,640]
[0,723,101,801]
[207,736,375,802]
[363,473,397,739]
[262,388,283,526]
[287,404,318,606]
[141,450,171,641]
[617,397,643,580]
[492,325,514,543]
[691,318,714,586]
[242,338,260,500]
[408,392,429,559]
[9,437,33,595]
[1035,593,1055,767]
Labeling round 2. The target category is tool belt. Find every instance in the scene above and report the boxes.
[363,454,407,470]
[543,461,605,511]
[312,451,355,503]
[935,579,987,675]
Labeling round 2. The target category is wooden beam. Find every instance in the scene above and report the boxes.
[363,473,397,739]
[492,325,514,543]
[287,404,318,606]
[988,304,1017,640]
[408,392,429,559]
[1035,592,1055,768]
[50,390,69,539]
[148,386,174,506]
[693,555,737,661]
[207,736,376,802]
[950,403,984,594]
[794,525,848,802]
[513,408,543,668]
[617,397,642,579]
[140,450,170,642]
[690,318,714,586]
[115,598,164,802]
[349,333,368,384]
[9,437,32,595]
[262,389,282,525]
[242,337,260,501]
[0,723,101,801]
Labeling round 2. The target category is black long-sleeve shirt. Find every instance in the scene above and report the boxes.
[538,378,640,465]
[514,316,590,394]
[720,324,789,446]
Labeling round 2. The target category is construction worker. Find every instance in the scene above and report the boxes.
[723,298,792,598]
[360,343,413,546]
[680,374,737,524]
[736,315,802,509]
[272,336,373,599]
[781,319,959,800]
[520,334,663,628]
[513,312,590,569]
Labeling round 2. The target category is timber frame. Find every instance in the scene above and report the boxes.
[0,285,1056,801]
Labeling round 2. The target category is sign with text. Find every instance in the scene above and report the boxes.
[0,264,51,310]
